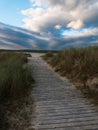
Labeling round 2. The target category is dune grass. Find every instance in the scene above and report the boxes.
[0,52,35,130]
[0,52,34,98]
[44,46,98,104]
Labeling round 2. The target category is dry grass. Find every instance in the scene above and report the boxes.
[0,52,34,98]
[0,52,35,130]
[44,46,98,104]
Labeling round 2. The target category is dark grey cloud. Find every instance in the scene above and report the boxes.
[0,22,49,50]
[0,22,98,50]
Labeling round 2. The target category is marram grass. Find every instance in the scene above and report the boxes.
[0,52,34,99]
[44,46,98,101]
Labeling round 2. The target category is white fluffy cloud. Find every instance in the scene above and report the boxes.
[54,25,62,30]
[67,19,84,30]
[21,0,98,37]
[64,28,98,39]
[21,5,69,34]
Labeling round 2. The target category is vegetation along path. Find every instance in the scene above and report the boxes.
[28,55,98,130]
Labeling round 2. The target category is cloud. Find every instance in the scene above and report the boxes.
[67,19,84,30]
[21,0,98,37]
[64,28,98,39]
[20,0,98,49]
[21,5,69,36]
[0,22,98,50]
[54,25,62,30]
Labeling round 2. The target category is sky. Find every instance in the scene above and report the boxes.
[0,0,30,27]
[0,0,98,47]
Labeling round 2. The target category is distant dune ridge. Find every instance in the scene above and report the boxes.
[0,22,98,50]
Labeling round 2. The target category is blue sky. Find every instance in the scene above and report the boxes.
[0,0,30,27]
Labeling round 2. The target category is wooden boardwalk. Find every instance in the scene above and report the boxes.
[28,56,98,130]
